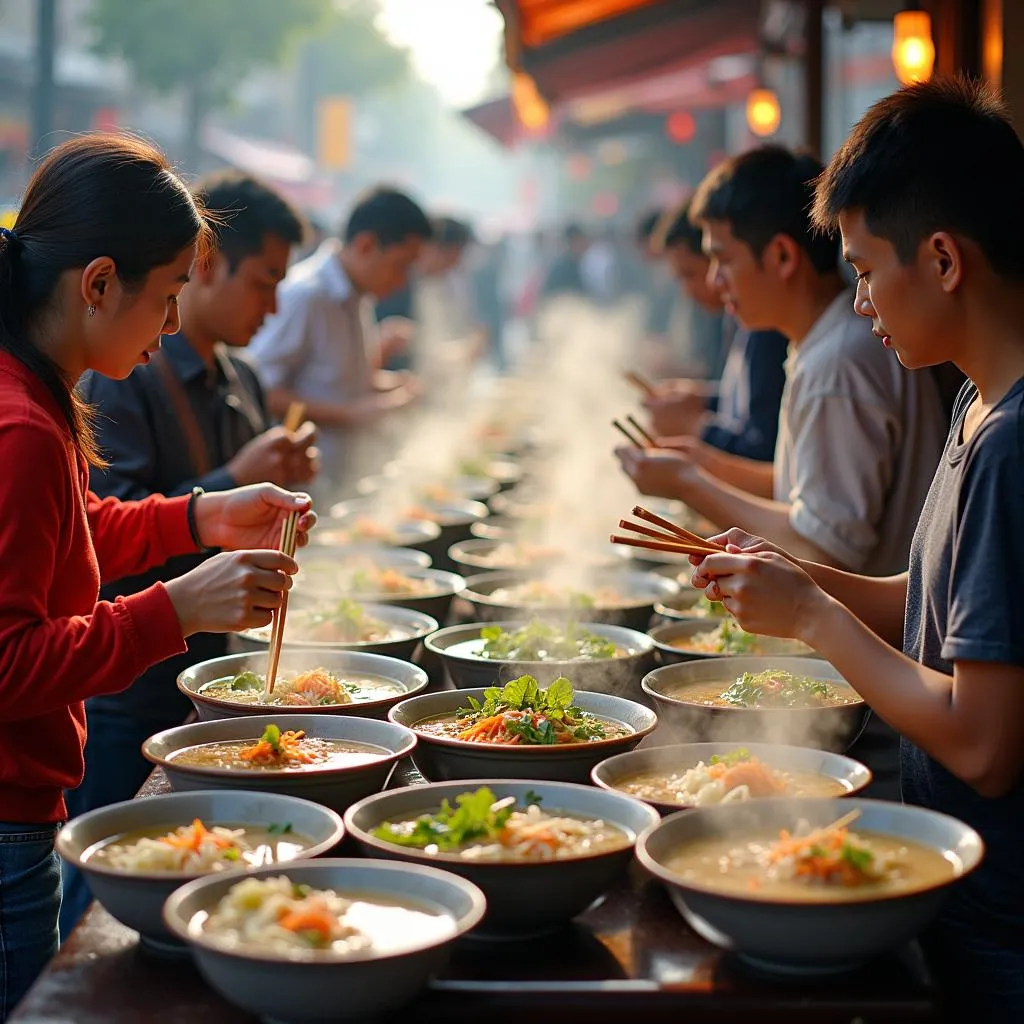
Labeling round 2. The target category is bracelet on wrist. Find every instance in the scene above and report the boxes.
[187,486,210,551]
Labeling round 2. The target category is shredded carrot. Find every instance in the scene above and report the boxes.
[278,903,335,939]
[240,729,317,765]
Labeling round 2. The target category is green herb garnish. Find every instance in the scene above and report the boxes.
[222,847,241,861]
[478,620,617,662]
[260,723,283,753]
[720,670,832,708]
[267,822,294,836]
[709,747,752,767]
[373,786,517,851]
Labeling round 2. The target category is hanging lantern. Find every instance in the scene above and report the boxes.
[892,10,935,85]
[666,111,696,144]
[746,88,781,137]
[512,72,550,131]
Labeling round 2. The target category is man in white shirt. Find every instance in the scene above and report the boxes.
[248,187,432,494]
[618,146,946,577]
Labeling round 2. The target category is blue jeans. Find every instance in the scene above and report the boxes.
[59,706,169,940]
[0,822,61,1022]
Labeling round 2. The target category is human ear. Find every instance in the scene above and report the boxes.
[80,257,117,311]
[926,232,963,294]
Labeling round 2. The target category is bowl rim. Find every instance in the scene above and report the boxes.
[423,619,656,666]
[636,797,985,907]
[590,741,874,807]
[388,687,658,756]
[294,542,432,567]
[647,620,814,660]
[461,569,680,612]
[331,496,489,527]
[233,604,440,651]
[176,650,430,714]
[161,857,488,963]
[56,790,345,882]
[142,714,418,779]
[344,778,660,869]
[641,657,866,713]
[313,513,442,545]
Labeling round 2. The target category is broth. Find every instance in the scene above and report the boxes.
[302,564,438,597]
[617,763,847,807]
[85,821,314,872]
[488,582,628,610]
[667,671,861,710]
[669,624,810,657]
[197,875,457,957]
[168,733,390,772]
[199,669,404,708]
[665,827,958,901]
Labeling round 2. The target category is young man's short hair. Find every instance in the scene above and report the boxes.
[654,199,703,257]
[812,76,1024,278]
[690,145,838,274]
[343,187,433,247]
[193,172,306,271]
[431,216,474,249]
[635,208,663,245]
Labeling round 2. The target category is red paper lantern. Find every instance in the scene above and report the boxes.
[666,111,696,144]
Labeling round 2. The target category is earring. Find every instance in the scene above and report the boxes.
[87,305,96,318]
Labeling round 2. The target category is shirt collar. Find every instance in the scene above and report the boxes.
[794,289,853,355]
[159,332,210,384]
[315,239,356,303]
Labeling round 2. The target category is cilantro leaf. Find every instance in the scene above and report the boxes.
[267,822,293,835]
[260,724,282,753]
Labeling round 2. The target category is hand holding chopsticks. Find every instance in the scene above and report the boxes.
[623,370,656,396]
[612,414,658,450]
[265,510,300,696]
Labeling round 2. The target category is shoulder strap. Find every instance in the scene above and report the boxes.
[150,349,212,477]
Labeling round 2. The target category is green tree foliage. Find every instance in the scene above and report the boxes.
[89,0,331,169]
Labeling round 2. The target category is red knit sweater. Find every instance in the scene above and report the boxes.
[0,351,196,822]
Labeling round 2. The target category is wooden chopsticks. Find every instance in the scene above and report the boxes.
[626,414,656,448]
[609,504,727,557]
[283,401,307,432]
[264,510,300,696]
[612,418,647,449]
[623,370,655,396]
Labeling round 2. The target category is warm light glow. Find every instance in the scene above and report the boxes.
[892,10,935,85]
[746,88,781,137]
[512,72,550,131]
[666,111,696,144]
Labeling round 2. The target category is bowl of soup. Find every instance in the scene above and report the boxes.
[592,742,872,815]
[57,791,344,953]
[231,600,438,662]
[388,678,657,784]
[637,798,984,974]
[178,650,429,724]
[447,539,621,576]
[163,859,485,1021]
[357,473,500,506]
[310,514,441,553]
[143,715,416,813]
[642,657,868,752]
[331,497,488,575]
[649,620,815,665]
[456,455,522,494]
[293,560,465,623]
[424,619,656,697]
[462,570,680,632]
[346,780,658,937]
[651,591,730,626]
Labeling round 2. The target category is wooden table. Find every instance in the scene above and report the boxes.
[13,766,942,1024]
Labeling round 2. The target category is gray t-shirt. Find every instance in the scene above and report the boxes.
[773,291,946,575]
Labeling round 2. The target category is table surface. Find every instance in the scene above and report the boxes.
[13,764,942,1024]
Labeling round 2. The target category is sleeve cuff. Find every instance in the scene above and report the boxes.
[153,494,197,559]
[941,636,1024,666]
[120,582,188,669]
[789,500,871,570]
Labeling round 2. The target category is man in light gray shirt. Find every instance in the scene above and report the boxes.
[248,187,432,495]
[618,146,945,576]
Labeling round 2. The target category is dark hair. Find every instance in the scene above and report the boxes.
[430,216,474,249]
[690,145,838,274]
[656,200,704,256]
[812,77,1024,277]
[194,171,305,271]
[635,208,663,244]
[0,134,208,465]
[343,187,432,247]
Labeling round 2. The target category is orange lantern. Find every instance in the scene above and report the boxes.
[892,10,935,85]
[746,88,781,137]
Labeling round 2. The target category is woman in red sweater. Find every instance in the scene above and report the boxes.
[0,136,315,1017]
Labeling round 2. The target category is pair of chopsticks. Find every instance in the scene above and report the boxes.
[610,505,726,558]
[264,510,300,696]
[283,401,307,432]
[623,370,655,397]
[612,415,656,450]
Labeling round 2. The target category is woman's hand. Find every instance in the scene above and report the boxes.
[192,485,315,551]
[688,529,796,581]
[164,549,297,636]
[614,446,696,499]
[694,549,830,642]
